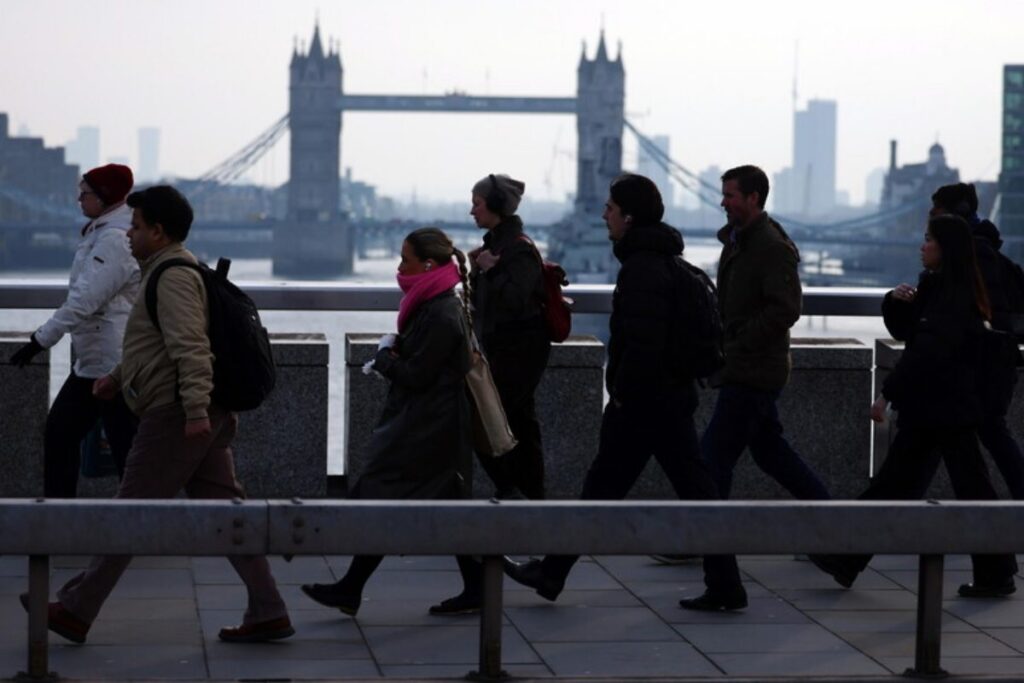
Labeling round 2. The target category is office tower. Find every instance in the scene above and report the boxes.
[637,134,673,206]
[64,126,100,171]
[792,99,837,215]
[137,127,160,182]
[1001,65,1024,259]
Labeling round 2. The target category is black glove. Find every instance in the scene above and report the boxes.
[10,335,44,368]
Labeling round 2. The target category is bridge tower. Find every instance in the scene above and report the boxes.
[575,31,624,215]
[276,22,352,277]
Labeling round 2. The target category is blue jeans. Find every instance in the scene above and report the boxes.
[701,384,830,500]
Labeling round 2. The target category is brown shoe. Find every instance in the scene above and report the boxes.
[19,593,89,644]
[218,615,295,643]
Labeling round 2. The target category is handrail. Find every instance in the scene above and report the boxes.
[7,498,1023,680]
[0,281,888,315]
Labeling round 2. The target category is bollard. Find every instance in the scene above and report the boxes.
[469,555,507,681]
[905,554,947,679]
[20,555,54,681]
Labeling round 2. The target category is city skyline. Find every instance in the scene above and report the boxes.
[2,0,1021,206]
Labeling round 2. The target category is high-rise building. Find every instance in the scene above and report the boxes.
[1000,65,1024,259]
[64,126,99,171]
[637,134,672,207]
[137,127,160,182]
[774,99,837,216]
[864,167,886,206]
[0,112,79,222]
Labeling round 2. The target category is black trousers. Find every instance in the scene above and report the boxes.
[478,326,550,500]
[541,388,743,595]
[44,372,138,498]
[841,424,1017,584]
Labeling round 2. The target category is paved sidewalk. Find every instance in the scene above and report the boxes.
[1,553,1023,680]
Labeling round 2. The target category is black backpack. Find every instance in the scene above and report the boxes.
[997,251,1024,341]
[669,256,725,380]
[145,257,275,412]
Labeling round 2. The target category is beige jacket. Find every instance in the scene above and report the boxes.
[110,243,213,420]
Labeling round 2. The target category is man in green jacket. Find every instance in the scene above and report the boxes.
[700,165,830,502]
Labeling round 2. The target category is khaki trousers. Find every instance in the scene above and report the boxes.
[57,402,288,625]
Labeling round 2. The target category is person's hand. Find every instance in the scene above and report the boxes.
[891,283,916,303]
[870,395,889,423]
[10,335,43,368]
[92,375,120,400]
[468,247,483,274]
[377,333,397,351]
[475,249,500,273]
[185,417,212,439]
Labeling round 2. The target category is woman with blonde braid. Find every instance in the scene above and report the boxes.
[300,228,480,616]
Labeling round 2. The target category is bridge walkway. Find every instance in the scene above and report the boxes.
[2,552,1022,681]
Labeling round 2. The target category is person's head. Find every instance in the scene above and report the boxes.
[125,185,194,260]
[470,173,525,229]
[400,226,473,317]
[720,165,769,228]
[79,164,134,219]
[604,173,664,241]
[925,214,990,319]
[930,183,979,220]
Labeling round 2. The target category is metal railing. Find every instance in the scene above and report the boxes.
[8,498,1023,680]
[0,281,889,316]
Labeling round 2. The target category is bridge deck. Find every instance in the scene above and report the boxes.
[4,552,1023,681]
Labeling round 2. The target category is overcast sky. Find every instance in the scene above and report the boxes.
[2,0,1022,206]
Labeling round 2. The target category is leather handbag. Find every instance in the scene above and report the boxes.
[465,334,517,457]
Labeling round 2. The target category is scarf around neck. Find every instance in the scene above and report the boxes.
[396,260,460,332]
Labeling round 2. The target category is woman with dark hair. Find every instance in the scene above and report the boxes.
[300,228,482,616]
[467,173,550,500]
[812,215,1018,597]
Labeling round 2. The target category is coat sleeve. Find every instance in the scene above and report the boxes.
[881,291,917,341]
[374,310,464,391]
[34,230,138,348]
[882,311,965,404]
[482,244,542,317]
[609,261,673,402]
[733,241,802,350]
[157,267,213,421]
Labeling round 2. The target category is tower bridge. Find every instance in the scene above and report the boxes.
[280,21,624,278]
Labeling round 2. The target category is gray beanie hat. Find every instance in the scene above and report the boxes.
[472,173,525,216]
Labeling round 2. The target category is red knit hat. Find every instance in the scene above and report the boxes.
[82,164,134,205]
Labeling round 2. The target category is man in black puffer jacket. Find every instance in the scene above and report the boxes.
[931,183,1024,499]
[504,174,747,612]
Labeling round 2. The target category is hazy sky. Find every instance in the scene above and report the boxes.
[3,0,1022,206]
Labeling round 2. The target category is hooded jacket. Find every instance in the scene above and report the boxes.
[34,203,140,378]
[715,212,802,391]
[607,221,695,407]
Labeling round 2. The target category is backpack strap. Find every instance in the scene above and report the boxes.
[144,258,202,332]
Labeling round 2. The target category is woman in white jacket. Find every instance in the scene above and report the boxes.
[11,164,141,496]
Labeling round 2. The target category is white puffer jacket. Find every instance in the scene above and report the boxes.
[35,203,141,378]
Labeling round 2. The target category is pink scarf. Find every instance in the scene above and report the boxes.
[396,260,461,332]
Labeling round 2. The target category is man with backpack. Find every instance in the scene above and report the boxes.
[699,165,831,516]
[931,182,1024,499]
[504,173,747,611]
[25,185,293,645]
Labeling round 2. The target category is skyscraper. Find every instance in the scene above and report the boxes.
[1001,65,1024,258]
[64,126,99,171]
[792,99,837,215]
[637,134,672,207]
[137,127,160,182]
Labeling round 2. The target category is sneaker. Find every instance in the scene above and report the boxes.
[19,593,89,644]
[650,554,701,565]
[428,592,481,615]
[958,579,1016,598]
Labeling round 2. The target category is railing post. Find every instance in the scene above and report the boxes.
[469,555,507,681]
[21,554,54,681]
[905,554,947,679]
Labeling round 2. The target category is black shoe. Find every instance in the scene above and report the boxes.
[958,579,1016,598]
[502,557,564,601]
[428,592,481,615]
[300,582,361,615]
[809,554,857,589]
[679,588,748,612]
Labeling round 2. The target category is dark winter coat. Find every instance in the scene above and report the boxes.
[715,212,803,391]
[470,215,546,343]
[606,221,697,410]
[972,219,1024,334]
[881,272,984,429]
[352,291,473,500]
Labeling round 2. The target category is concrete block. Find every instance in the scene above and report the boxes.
[0,333,49,497]
[344,334,605,499]
[631,337,874,500]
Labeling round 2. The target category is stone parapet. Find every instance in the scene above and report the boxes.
[0,334,49,497]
